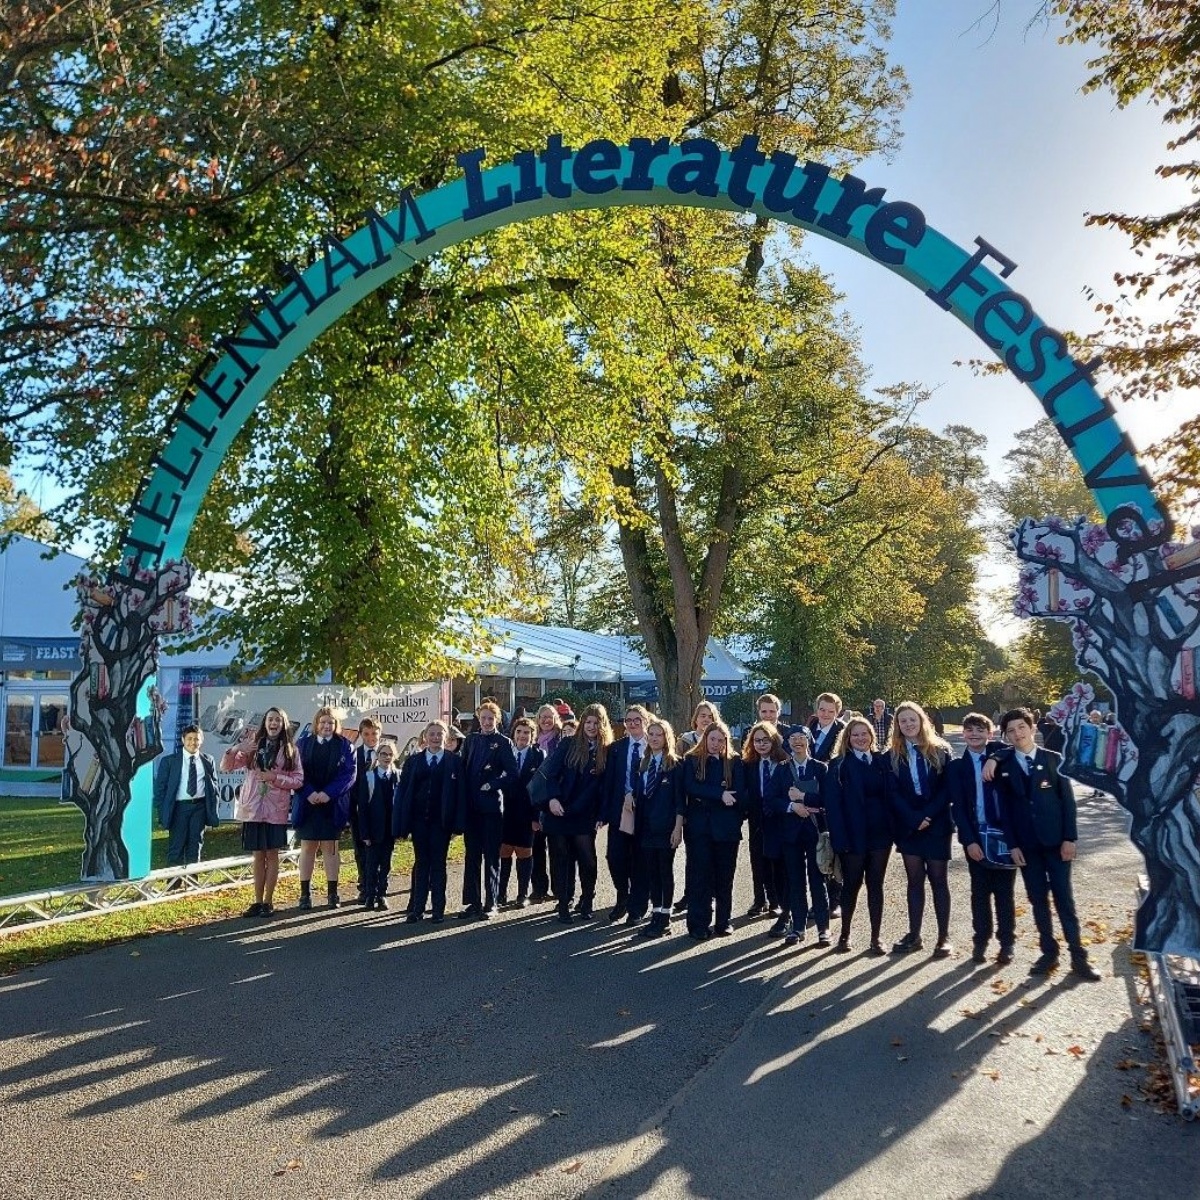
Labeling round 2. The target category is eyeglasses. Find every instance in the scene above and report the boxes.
[625,716,644,725]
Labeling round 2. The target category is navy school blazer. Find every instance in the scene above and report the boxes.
[989,746,1078,853]
[507,743,546,817]
[603,734,649,828]
[680,755,746,843]
[460,731,518,816]
[633,757,683,848]
[824,751,892,856]
[884,745,952,840]
[947,741,1006,848]
[293,733,358,829]
[537,738,607,836]
[764,756,827,852]
[393,749,465,838]
[153,749,220,831]
[808,718,846,763]
[357,767,400,843]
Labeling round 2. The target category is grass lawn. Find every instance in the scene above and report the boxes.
[0,796,460,976]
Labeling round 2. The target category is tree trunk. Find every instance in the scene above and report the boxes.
[68,561,190,881]
[1020,515,1200,953]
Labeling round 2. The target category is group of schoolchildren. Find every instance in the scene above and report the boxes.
[213,690,1100,981]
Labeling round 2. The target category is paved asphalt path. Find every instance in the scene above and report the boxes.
[1,755,1195,1198]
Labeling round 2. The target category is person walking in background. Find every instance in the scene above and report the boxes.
[825,716,893,955]
[223,707,304,918]
[395,720,463,923]
[869,699,892,750]
[293,706,358,910]
[636,718,684,938]
[358,739,400,911]
[949,713,1016,965]
[154,723,220,874]
[885,701,955,958]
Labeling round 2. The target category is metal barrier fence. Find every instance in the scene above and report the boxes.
[0,851,300,934]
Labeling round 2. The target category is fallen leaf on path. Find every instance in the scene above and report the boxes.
[891,1037,904,1047]
[961,1008,982,1020]
[549,1109,566,1118]
[1066,1045,1086,1058]
[1115,1059,1145,1071]
[130,1172,146,1182]
[272,1159,302,1177]
[562,1162,582,1174]
[896,1055,909,1063]
[1120,1094,1134,1108]
[1045,1048,1059,1056]
[980,1069,1001,1081]
[508,1105,520,1112]
[618,1008,631,1016]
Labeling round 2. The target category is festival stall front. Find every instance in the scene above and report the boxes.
[0,536,83,794]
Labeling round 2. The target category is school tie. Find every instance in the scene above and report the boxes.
[364,747,374,770]
[517,750,525,772]
[186,754,198,797]
[1024,752,1036,774]
[858,752,869,765]
[911,750,928,795]
[646,758,659,793]
[760,760,768,795]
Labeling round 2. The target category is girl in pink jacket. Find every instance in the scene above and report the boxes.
[221,707,304,917]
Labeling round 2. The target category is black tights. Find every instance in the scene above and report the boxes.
[902,853,950,941]
[839,849,891,940]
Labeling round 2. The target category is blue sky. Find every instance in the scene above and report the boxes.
[802,3,1198,472]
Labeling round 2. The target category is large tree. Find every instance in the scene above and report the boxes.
[1055,0,1200,506]
[990,416,1107,702]
[2,0,907,710]
[744,406,991,712]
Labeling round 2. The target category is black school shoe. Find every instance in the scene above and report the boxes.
[1028,952,1060,976]
[1070,953,1101,981]
[243,902,265,918]
[891,932,923,954]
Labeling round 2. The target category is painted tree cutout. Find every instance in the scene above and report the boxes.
[1014,512,1200,952]
[65,560,193,880]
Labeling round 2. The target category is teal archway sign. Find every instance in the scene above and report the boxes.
[102,134,1173,876]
